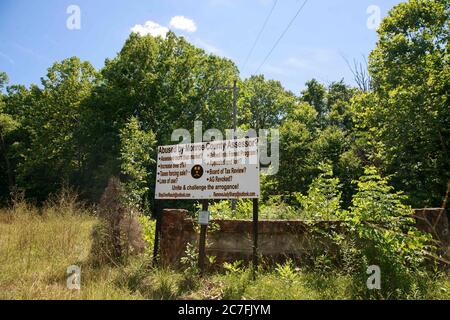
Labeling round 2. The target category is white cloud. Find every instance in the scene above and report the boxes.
[131,20,169,38]
[169,16,197,33]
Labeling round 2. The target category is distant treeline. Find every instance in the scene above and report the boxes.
[0,0,448,210]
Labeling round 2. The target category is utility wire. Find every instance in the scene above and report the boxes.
[255,0,309,75]
[241,0,279,74]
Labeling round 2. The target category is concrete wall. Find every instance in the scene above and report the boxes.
[159,208,449,267]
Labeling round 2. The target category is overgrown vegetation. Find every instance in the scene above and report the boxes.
[0,195,448,300]
[1,0,448,211]
[0,0,449,300]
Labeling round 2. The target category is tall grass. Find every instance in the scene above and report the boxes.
[0,192,142,300]
[1,192,448,300]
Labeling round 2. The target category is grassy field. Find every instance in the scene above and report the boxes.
[1,198,449,300]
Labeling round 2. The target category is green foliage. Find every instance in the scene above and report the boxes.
[357,0,450,207]
[335,167,436,298]
[0,111,19,198]
[206,198,298,220]
[267,80,359,205]
[296,163,343,220]
[2,57,98,202]
[136,214,156,257]
[346,167,433,269]
[260,196,298,220]
[275,113,315,197]
[239,75,297,131]
[223,260,244,274]
[292,165,440,298]
[119,116,156,208]
[180,242,200,275]
[96,32,238,144]
[0,113,18,136]
[207,200,252,220]
[0,72,8,90]
[275,260,298,284]
[300,79,328,120]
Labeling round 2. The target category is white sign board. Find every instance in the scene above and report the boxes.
[155,138,259,200]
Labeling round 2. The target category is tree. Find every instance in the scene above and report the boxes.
[94,32,239,144]
[300,79,328,127]
[9,58,98,201]
[0,72,19,200]
[80,32,239,200]
[359,0,450,206]
[296,163,343,220]
[0,72,7,91]
[270,103,317,199]
[239,75,297,131]
[120,116,156,209]
[326,80,356,132]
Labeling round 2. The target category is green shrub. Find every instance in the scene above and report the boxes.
[338,167,436,298]
[295,163,343,220]
[137,214,156,257]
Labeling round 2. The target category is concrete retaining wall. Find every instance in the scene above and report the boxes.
[159,208,449,267]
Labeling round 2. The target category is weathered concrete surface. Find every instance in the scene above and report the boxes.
[159,209,195,267]
[160,208,449,267]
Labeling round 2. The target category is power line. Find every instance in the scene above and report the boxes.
[255,0,309,75]
[241,0,279,74]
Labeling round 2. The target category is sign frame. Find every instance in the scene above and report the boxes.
[153,138,259,276]
[154,138,260,201]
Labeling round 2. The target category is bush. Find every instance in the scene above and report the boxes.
[206,197,298,221]
[341,167,436,298]
[90,177,146,266]
[137,214,156,257]
[293,165,440,299]
[295,162,343,220]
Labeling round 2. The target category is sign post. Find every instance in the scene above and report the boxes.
[152,200,161,266]
[252,198,259,279]
[198,200,209,275]
[154,138,260,273]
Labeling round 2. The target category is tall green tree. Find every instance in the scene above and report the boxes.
[267,102,317,199]
[300,79,327,116]
[82,32,239,200]
[239,75,297,131]
[119,116,156,209]
[359,0,450,206]
[0,72,19,200]
[7,58,99,201]
[93,32,239,143]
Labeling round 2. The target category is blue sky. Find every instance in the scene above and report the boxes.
[0,0,403,93]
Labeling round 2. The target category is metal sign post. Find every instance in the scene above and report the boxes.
[152,200,162,266]
[198,200,209,276]
[252,198,259,279]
